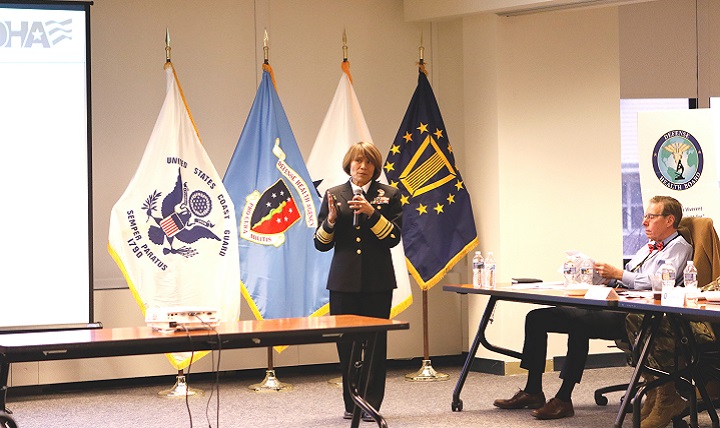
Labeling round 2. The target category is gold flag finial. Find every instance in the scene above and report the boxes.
[165,28,171,63]
[418,30,428,75]
[342,29,348,62]
[263,29,269,64]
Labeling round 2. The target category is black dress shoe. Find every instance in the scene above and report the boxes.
[531,397,574,420]
[493,389,546,409]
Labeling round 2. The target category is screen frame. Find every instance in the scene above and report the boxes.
[0,0,94,330]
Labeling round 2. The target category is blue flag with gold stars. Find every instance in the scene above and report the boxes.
[384,69,478,290]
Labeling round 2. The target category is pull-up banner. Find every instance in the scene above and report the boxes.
[638,109,720,220]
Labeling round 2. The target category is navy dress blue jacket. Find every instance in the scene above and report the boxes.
[314,180,402,293]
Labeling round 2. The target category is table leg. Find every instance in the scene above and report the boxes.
[347,333,386,428]
[669,315,719,428]
[675,317,700,428]
[0,363,8,414]
[450,297,490,412]
[615,312,663,428]
[0,363,15,428]
[451,296,522,412]
[693,369,719,428]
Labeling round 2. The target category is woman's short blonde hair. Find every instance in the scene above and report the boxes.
[342,141,383,181]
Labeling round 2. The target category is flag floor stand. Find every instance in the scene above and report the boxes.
[158,370,203,397]
[405,290,449,382]
[404,359,449,382]
[248,369,293,392]
[249,349,293,392]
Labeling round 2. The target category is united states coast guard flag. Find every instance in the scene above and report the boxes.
[307,61,412,317]
[385,68,478,290]
[224,64,331,321]
[108,62,241,370]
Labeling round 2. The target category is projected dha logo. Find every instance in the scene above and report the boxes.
[652,129,704,191]
[0,19,72,48]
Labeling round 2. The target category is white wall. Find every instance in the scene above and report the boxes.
[12,0,466,387]
[17,0,719,386]
[458,8,622,364]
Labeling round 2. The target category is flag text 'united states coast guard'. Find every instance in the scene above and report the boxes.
[108,63,241,369]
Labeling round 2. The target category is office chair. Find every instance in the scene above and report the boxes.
[593,336,634,405]
[0,412,16,428]
[671,217,720,427]
[593,216,720,408]
[678,217,720,288]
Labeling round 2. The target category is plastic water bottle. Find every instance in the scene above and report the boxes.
[563,258,577,285]
[484,252,496,289]
[652,260,665,300]
[579,258,594,284]
[659,262,676,288]
[472,251,484,288]
[684,261,698,303]
[572,255,583,283]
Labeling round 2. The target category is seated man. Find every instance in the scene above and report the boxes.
[493,196,692,420]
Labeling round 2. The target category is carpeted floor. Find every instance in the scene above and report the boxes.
[4,364,712,427]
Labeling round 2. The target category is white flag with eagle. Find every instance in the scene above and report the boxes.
[108,62,241,370]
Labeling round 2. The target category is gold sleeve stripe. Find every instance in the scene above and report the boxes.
[316,227,334,244]
[371,216,394,240]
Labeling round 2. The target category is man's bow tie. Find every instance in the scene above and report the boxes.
[648,241,664,251]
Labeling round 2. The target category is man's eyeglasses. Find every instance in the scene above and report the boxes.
[643,213,666,221]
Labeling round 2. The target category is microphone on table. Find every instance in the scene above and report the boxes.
[353,188,363,227]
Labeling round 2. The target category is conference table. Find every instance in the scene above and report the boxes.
[0,315,409,428]
[443,283,720,428]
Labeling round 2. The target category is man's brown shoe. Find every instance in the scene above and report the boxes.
[531,398,574,420]
[493,390,546,409]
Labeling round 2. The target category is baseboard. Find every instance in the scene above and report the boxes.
[554,351,628,370]
[468,356,552,375]
[7,355,468,397]
[467,351,627,376]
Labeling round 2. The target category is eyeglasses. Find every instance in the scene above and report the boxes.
[643,213,666,221]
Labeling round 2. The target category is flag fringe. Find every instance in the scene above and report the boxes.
[164,350,210,371]
[407,236,479,290]
[241,281,331,320]
[389,293,413,319]
[108,243,198,370]
[240,281,330,354]
[108,243,146,315]
[240,282,265,321]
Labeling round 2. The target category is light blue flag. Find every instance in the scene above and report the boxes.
[224,65,331,320]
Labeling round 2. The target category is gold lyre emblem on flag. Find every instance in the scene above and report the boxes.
[399,133,456,197]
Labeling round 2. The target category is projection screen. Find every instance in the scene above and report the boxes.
[0,1,93,329]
